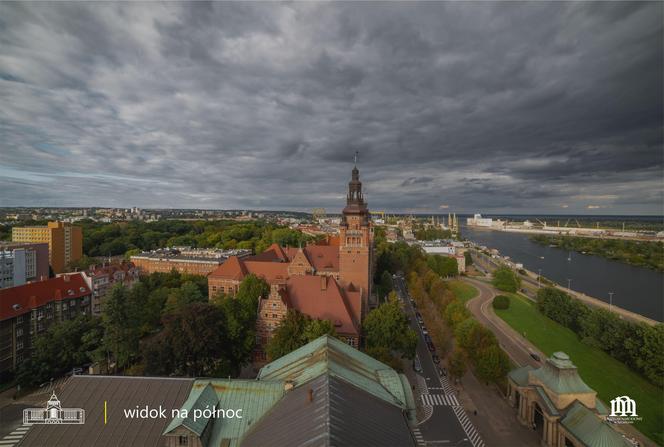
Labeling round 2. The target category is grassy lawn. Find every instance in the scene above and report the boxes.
[448,279,479,304]
[495,294,663,445]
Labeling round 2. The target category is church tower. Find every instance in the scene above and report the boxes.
[338,157,373,317]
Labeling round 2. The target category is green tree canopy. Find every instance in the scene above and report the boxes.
[266,310,336,360]
[363,293,418,359]
[491,266,521,293]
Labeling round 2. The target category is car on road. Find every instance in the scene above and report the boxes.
[421,327,428,335]
[424,334,432,344]
[413,356,423,373]
[427,342,436,352]
[432,355,440,364]
[529,352,541,362]
[411,299,417,308]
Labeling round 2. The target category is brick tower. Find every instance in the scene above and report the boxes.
[338,160,373,318]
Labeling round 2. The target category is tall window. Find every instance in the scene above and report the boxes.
[178,435,188,446]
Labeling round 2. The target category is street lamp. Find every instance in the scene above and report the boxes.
[567,278,572,290]
[537,269,542,288]
[609,292,614,312]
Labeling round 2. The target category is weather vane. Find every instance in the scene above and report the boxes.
[354,151,359,165]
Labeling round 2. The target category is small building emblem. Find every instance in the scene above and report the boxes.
[23,392,85,424]
[609,396,638,417]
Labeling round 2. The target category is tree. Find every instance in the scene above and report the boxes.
[464,251,473,267]
[266,310,336,360]
[17,316,103,387]
[235,274,270,319]
[163,281,205,315]
[492,295,510,310]
[474,345,510,384]
[491,266,520,293]
[363,294,418,359]
[427,255,458,278]
[376,270,393,301]
[448,348,467,381]
[143,302,231,376]
[102,284,141,371]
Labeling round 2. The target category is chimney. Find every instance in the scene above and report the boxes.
[284,380,294,392]
[320,275,327,291]
[307,388,314,403]
[63,275,70,282]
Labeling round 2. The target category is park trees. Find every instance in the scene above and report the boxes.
[492,295,510,310]
[491,266,520,293]
[427,255,458,278]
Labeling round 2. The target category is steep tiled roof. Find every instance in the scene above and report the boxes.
[208,256,248,281]
[246,243,289,262]
[0,274,91,321]
[285,246,339,272]
[244,261,289,283]
[285,276,358,335]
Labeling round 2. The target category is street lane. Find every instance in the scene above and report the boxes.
[394,275,484,447]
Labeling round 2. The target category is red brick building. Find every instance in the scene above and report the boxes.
[0,274,92,379]
[207,164,373,359]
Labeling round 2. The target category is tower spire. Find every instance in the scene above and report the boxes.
[354,151,359,166]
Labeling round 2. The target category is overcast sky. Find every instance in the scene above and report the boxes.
[1,2,662,215]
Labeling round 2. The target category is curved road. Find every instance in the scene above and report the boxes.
[463,277,541,369]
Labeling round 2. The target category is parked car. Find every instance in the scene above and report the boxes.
[413,356,423,373]
[427,342,436,352]
[421,327,428,335]
[424,334,432,344]
[432,355,440,364]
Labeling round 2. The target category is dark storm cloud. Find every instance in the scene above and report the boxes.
[0,1,662,214]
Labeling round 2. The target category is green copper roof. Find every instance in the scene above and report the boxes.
[530,352,594,395]
[561,401,630,447]
[534,386,559,416]
[163,382,218,436]
[508,365,533,387]
[204,379,286,447]
[257,335,412,409]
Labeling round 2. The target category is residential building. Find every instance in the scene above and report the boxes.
[0,242,50,289]
[78,262,139,315]
[208,164,373,359]
[0,274,92,380]
[507,352,632,447]
[20,335,416,447]
[12,221,82,274]
[131,247,252,276]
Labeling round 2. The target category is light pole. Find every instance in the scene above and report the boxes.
[567,278,572,290]
[537,269,542,288]
[609,292,614,312]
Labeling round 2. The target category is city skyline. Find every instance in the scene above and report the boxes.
[1,2,662,214]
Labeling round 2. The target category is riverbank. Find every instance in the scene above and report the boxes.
[494,294,662,446]
[531,234,663,272]
[467,224,663,242]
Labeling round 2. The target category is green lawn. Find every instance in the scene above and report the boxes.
[448,280,479,304]
[495,295,663,445]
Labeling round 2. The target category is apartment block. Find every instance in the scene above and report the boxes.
[0,242,50,289]
[12,221,82,274]
[0,273,92,379]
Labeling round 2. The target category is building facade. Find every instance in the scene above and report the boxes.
[0,242,50,289]
[0,274,92,380]
[12,221,82,274]
[507,352,631,447]
[208,165,373,361]
[78,262,139,315]
[131,247,252,276]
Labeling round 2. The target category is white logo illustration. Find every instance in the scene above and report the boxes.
[23,392,85,425]
[609,396,638,417]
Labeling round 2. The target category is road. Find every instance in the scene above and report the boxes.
[394,275,485,447]
[463,277,542,369]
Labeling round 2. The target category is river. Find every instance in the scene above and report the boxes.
[461,225,664,322]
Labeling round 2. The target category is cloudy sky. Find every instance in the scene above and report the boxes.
[1,2,662,214]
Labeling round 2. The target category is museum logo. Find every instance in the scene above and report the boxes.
[607,395,641,424]
[23,392,85,425]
